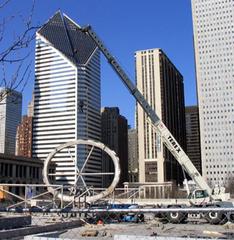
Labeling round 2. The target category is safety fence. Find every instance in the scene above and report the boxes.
[0,183,177,207]
[0,183,181,211]
[0,207,234,239]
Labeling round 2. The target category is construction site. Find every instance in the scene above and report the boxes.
[0,4,234,239]
[0,184,234,239]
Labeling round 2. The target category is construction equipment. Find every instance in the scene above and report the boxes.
[80,25,232,224]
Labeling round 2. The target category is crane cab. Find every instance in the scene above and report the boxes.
[188,189,210,205]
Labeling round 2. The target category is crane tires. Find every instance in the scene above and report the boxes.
[204,211,227,225]
[165,207,188,224]
[229,214,234,223]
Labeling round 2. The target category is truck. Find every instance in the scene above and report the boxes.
[80,25,233,224]
[90,203,144,224]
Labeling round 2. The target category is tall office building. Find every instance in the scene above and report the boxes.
[128,128,138,182]
[0,88,22,155]
[191,0,234,186]
[101,107,128,187]
[16,115,33,158]
[185,106,202,174]
[27,95,34,117]
[33,12,101,186]
[16,98,34,157]
[135,49,186,184]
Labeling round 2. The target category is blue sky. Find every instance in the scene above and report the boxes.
[3,0,196,127]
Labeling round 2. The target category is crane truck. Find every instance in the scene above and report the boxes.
[80,25,233,224]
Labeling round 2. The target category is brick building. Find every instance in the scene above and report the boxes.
[16,116,33,158]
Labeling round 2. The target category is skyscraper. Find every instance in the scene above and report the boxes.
[16,115,33,158]
[0,88,22,155]
[101,107,128,187]
[27,95,34,117]
[16,97,34,158]
[135,49,186,184]
[191,0,234,186]
[33,12,101,186]
[128,128,138,182]
[185,106,202,174]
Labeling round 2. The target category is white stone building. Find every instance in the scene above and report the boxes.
[135,49,186,184]
[191,0,234,186]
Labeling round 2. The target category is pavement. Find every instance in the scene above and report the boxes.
[28,217,234,240]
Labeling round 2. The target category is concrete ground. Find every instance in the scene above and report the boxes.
[32,218,234,240]
[1,212,234,239]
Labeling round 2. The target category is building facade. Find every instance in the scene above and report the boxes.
[185,106,202,174]
[191,0,234,186]
[0,88,22,155]
[33,12,101,187]
[0,154,43,185]
[16,115,33,158]
[135,49,186,184]
[128,128,138,182]
[16,97,34,158]
[101,107,128,187]
[27,95,34,117]
[0,154,56,197]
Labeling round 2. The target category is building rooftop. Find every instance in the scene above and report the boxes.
[38,11,97,65]
[0,153,42,164]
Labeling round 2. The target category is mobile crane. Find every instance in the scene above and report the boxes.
[80,25,232,224]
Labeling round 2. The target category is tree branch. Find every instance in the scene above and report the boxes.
[0,0,11,9]
[0,0,40,104]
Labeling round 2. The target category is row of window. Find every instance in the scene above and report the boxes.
[207,177,232,182]
[206,164,234,168]
[202,108,234,114]
[207,171,234,175]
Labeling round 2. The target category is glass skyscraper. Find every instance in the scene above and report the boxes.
[33,12,101,186]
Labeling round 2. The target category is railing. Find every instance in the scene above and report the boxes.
[0,183,64,208]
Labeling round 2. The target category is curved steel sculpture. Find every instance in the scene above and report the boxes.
[43,139,120,203]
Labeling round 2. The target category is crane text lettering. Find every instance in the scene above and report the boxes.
[168,136,181,154]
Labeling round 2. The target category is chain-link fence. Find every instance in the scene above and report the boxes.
[0,184,234,239]
[0,207,234,239]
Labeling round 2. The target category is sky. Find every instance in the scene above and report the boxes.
[2,0,197,127]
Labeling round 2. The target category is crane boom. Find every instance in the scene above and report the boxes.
[81,25,212,196]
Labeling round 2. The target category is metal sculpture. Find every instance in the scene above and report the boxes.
[43,139,120,203]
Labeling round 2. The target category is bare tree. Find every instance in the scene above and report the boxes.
[0,0,40,104]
